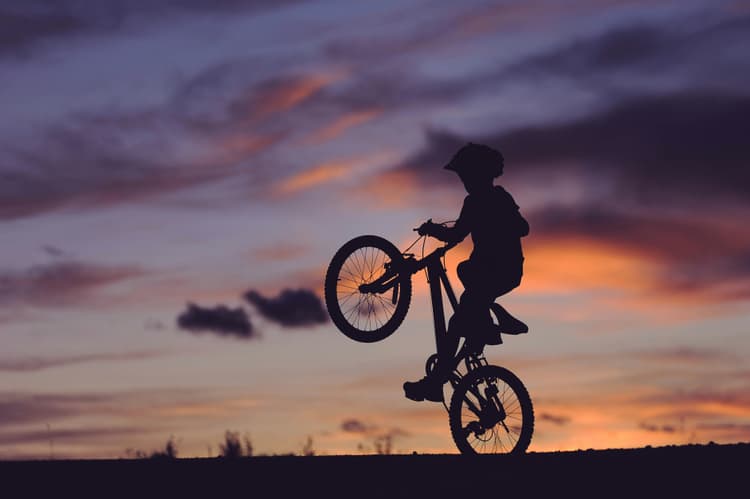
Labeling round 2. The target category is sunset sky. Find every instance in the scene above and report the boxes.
[1,0,749,459]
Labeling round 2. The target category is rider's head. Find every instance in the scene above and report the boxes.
[444,143,504,194]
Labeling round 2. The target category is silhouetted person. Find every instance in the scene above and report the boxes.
[404,143,529,402]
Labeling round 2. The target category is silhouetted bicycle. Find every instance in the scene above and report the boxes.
[325,227,534,455]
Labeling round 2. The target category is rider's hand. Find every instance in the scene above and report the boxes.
[417,219,436,236]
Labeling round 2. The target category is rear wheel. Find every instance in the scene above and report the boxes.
[449,364,534,455]
[324,235,412,343]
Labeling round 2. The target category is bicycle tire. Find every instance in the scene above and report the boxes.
[449,364,534,455]
[324,235,412,343]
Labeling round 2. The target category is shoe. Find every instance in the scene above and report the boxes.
[502,316,528,335]
[403,376,444,402]
[491,303,529,335]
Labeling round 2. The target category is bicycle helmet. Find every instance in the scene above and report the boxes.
[443,142,504,178]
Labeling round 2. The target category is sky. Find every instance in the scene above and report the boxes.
[1,0,749,459]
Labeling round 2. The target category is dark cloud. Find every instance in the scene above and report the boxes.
[639,422,678,434]
[0,1,302,57]
[244,288,327,327]
[393,91,750,203]
[632,348,737,365]
[41,245,66,258]
[0,426,144,446]
[528,204,750,300]
[0,261,145,307]
[508,14,750,91]
[0,66,308,220]
[539,413,571,426]
[341,418,372,434]
[0,350,166,372]
[176,303,254,339]
[0,393,109,426]
[636,388,750,412]
[0,7,87,55]
[0,116,245,220]
[528,205,748,261]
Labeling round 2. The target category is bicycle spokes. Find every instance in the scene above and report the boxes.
[457,374,526,454]
[336,246,399,332]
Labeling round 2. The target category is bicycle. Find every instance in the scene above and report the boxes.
[324,225,534,455]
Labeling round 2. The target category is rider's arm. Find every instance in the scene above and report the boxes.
[426,198,471,243]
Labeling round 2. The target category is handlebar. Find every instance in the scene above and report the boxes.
[412,219,457,254]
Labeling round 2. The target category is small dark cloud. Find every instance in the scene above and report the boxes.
[341,418,372,434]
[636,388,750,412]
[41,245,66,258]
[539,413,571,426]
[632,347,738,365]
[0,350,166,373]
[0,393,110,426]
[0,261,145,307]
[639,422,678,434]
[0,426,144,446]
[144,318,167,331]
[244,288,327,327]
[176,303,254,339]
[0,7,86,56]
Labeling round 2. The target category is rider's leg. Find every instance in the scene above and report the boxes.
[490,266,528,334]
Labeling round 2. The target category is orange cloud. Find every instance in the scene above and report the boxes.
[353,169,421,208]
[220,133,281,158]
[251,242,309,263]
[520,236,658,295]
[254,73,342,119]
[303,108,382,144]
[274,160,354,195]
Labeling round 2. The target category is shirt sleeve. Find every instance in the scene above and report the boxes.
[500,188,529,237]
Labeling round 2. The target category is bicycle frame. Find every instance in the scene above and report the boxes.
[359,240,484,374]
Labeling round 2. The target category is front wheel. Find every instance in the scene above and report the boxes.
[324,235,412,343]
[449,364,534,455]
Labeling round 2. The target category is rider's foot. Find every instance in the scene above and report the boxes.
[491,304,529,335]
[403,376,443,402]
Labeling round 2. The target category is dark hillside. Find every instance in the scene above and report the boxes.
[2,443,747,498]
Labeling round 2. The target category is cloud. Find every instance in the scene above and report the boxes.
[539,413,571,426]
[302,109,382,145]
[0,261,145,308]
[0,69,345,220]
[0,393,110,426]
[0,426,144,446]
[250,243,309,263]
[244,288,327,327]
[0,1,303,57]
[0,350,167,373]
[631,348,739,365]
[341,418,373,434]
[41,245,66,258]
[273,160,355,196]
[507,14,750,91]
[639,422,678,434]
[526,204,750,301]
[176,302,255,339]
[0,121,239,220]
[391,91,750,203]
[0,6,86,56]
